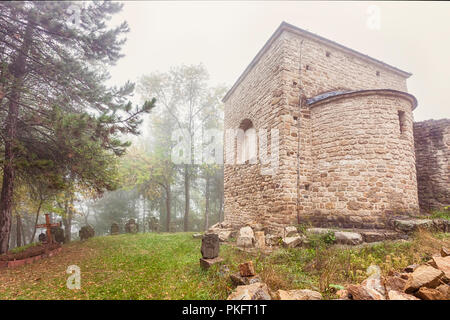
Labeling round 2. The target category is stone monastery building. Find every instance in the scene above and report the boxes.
[223,22,450,232]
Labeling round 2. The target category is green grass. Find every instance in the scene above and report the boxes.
[8,242,39,254]
[0,231,448,300]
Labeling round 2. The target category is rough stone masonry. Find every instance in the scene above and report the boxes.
[223,22,449,233]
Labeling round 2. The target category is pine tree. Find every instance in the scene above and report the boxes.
[0,1,155,253]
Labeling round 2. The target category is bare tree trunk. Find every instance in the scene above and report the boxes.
[204,176,210,231]
[30,199,42,244]
[16,213,22,248]
[183,164,190,232]
[165,185,171,232]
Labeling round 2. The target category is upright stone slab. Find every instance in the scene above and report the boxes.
[110,222,119,235]
[201,233,220,259]
[79,225,95,241]
[125,219,139,234]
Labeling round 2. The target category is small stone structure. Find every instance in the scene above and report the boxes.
[110,222,119,235]
[200,233,223,269]
[223,21,449,232]
[79,225,95,241]
[51,226,65,244]
[125,219,139,234]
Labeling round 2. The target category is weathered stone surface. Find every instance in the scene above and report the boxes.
[347,284,379,300]
[218,230,233,242]
[125,219,139,234]
[404,265,444,293]
[441,247,450,257]
[282,236,303,248]
[276,289,322,300]
[110,222,119,235]
[192,233,203,239]
[284,226,298,237]
[387,290,419,300]
[236,226,255,248]
[306,228,334,235]
[384,275,407,292]
[199,257,224,270]
[254,231,265,249]
[392,219,432,233]
[201,233,220,259]
[230,273,261,286]
[430,256,450,279]
[414,119,450,212]
[415,287,445,300]
[334,231,363,245]
[265,234,281,246]
[404,264,420,273]
[239,261,256,277]
[79,225,95,241]
[360,231,385,243]
[336,289,350,300]
[436,284,450,299]
[227,282,271,300]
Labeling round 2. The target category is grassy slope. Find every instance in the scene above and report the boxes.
[0,231,449,300]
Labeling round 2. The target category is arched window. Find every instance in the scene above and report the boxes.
[237,119,257,164]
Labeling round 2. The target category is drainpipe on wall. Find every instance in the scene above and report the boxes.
[296,39,305,225]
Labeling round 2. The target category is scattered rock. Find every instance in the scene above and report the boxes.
[436,284,450,299]
[227,282,271,300]
[441,247,450,257]
[239,261,255,277]
[110,222,119,235]
[201,233,220,259]
[334,231,363,245]
[336,289,350,300]
[404,265,444,293]
[387,290,419,300]
[199,257,224,270]
[276,289,322,300]
[192,233,203,239]
[284,226,298,237]
[254,231,265,249]
[404,264,420,273]
[415,287,445,300]
[230,273,261,286]
[392,219,432,233]
[346,284,376,300]
[79,225,95,241]
[265,234,281,246]
[217,230,233,242]
[282,235,303,248]
[360,231,385,243]
[430,256,450,279]
[384,275,407,292]
[236,226,255,248]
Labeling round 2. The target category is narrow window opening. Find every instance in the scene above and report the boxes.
[398,110,406,135]
[305,65,310,70]
[326,51,331,57]
[376,71,380,76]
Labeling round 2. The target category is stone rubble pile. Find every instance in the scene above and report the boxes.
[226,260,322,300]
[340,246,450,300]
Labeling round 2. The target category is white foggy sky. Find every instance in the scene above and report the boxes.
[108,1,450,121]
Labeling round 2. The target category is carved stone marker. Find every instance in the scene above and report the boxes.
[125,219,139,234]
[201,233,220,259]
[79,225,95,241]
[110,222,119,235]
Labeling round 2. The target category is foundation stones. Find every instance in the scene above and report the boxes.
[334,231,363,245]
